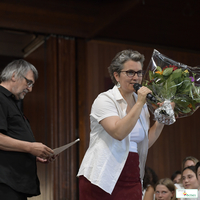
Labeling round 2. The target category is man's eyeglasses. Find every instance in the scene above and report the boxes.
[120,70,144,77]
[22,75,34,88]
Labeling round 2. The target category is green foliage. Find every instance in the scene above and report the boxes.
[163,67,173,76]
[146,67,200,115]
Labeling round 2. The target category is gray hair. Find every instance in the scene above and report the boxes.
[0,59,38,82]
[108,49,145,85]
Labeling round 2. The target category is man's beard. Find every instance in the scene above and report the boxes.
[19,89,29,100]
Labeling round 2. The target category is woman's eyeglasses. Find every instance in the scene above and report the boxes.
[120,70,143,77]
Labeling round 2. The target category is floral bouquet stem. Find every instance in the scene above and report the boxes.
[154,100,176,125]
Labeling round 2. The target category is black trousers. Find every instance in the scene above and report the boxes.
[0,183,27,200]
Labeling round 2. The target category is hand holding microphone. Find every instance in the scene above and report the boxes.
[133,83,157,103]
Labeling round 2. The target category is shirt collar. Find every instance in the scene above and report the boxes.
[113,85,137,101]
[0,85,18,101]
[113,85,123,101]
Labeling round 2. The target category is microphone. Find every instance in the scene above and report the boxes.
[133,83,157,103]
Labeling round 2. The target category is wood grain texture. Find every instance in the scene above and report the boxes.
[23,36,77,200]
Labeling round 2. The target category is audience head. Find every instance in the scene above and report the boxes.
[171,170,181,184]
[108,49,145,85]
[155,178,176,200]
[195,161,200,186]
[182,166,199,189]
[182,156,199,170]
[143,166,158,189]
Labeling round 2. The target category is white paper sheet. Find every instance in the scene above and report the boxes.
[53,138,80,155]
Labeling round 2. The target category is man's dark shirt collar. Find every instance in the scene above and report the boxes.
[0,85,19,102]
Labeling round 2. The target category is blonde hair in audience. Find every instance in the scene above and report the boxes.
[155,178,177,200]
[182,156,199,170]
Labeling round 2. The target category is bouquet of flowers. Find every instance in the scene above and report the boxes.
[143,49,200,125]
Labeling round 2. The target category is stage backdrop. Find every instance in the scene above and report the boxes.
[19,37,200,199]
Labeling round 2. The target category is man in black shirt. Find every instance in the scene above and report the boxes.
[0,59,55,200]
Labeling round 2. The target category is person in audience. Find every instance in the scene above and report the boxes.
[175,156,199,190]
[142,166,158,200]
[196,162,200,186]
[182,156,199,170]
[182,166,199,189]
[195,162,200,200]
[171,170,181,184]
[155,178,177,200]
[181,165,200,200]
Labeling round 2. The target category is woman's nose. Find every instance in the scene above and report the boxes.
[185,178,188,182]
[158,193,162,197]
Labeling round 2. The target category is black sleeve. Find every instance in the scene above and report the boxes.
[0,103,8,133]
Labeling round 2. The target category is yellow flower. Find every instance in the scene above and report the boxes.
[188,103,192,108]
[155,71,163,75]
[184,70,189,73]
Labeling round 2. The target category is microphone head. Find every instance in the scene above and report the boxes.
[133,83,142,93]
[133,83,157,103]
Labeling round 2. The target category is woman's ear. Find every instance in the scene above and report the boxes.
[171,191,175,199]
[113,71,120,82]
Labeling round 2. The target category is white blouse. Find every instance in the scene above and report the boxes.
[77,85,150,194]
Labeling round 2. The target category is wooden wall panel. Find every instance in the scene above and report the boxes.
[77,39,89,164]
[56,37,77,200]
[23,36,77,200]
[77,39,200,182]
[24,40,54,200]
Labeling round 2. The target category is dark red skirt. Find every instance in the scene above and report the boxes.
[79,152,142,200]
